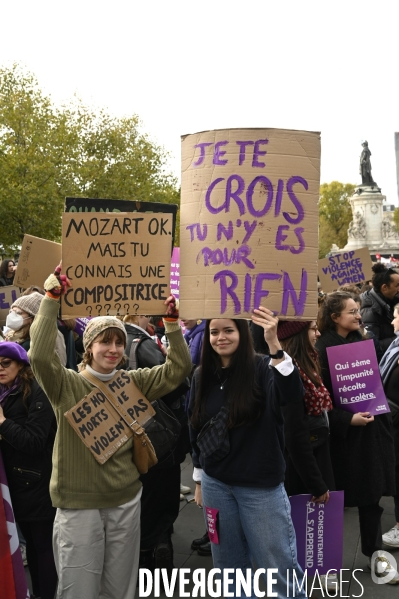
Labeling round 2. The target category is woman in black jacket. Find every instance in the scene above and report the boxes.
[0,342,57,599]
[316,292,397,580]
[278,320,335,502]
[189,310,307,598]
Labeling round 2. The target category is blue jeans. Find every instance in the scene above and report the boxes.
[202,472,307,599]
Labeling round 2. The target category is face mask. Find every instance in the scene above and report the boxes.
[5,312,29,331]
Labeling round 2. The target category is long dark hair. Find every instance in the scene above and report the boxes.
[0,259,15,279]
[317,291,353,334]
[18,364,35,408]
[191,319,264,429]
[280,324,321,386]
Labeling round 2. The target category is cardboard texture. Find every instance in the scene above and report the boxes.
[14,235,62,290]
[61,212,173,318]
[0,286,21,327]
[64,197,178,250]
[318,247,373,292]
[180,128,320,319]
[64,371,155,465]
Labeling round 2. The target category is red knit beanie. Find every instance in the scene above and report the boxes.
[277,320,311,340]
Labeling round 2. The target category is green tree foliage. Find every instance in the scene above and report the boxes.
[318,181,355,259]
[0,64,179,253]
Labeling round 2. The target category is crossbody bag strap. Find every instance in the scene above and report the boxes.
[80,369,145,436]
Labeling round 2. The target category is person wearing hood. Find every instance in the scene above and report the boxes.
[360,263,399,352]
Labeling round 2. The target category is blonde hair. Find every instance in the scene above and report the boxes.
[123,314,139,325]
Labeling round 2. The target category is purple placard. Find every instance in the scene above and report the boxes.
[170,247,180,300]
[326,339,390,416]
[290,491,344,576]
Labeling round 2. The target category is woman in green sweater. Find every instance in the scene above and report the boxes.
[29,275,191,599]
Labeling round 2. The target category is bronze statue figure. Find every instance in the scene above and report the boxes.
[359,141,375,185]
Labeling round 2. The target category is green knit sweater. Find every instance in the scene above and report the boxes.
[29,296,192,509]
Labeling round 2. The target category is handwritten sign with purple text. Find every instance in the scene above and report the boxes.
[318,247,373,293]
[326,339,390,416]
[179,128,320,319]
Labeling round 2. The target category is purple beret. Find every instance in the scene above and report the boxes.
[0,342,30,365]
[277,321,311,340]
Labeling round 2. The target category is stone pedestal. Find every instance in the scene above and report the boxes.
[344,184,399,254]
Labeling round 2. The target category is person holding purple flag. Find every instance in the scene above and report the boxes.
[316,291,397,582]
[0,342,58,599]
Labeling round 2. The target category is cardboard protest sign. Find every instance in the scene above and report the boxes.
[170,247,180,299]
[180,128,320,319]
[61,212,173,318]
[326,339,390,416]
[318,247,373,292]
[290,491,344,576]
[0,286,21,327]
[65,197,178,249]
[14,235,62,290]
[65,389,133,464]
[64,370,155,464]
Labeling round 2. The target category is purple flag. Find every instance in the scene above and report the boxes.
[170,247,180,300]
[290,491,344,576]
[326,339,390,416]
[74,317,92,337]
[0,450,30,599]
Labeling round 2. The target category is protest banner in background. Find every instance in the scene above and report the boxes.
[65,197,178,249]
[290,491,344,576]
[0,286,21,327]
[170,247,180,299]
[61,212,173,318]
[318,247,373,292]
[180,128,320,319]
[14,235,62,290]
[64,370,155,464]
[326,339,390,416]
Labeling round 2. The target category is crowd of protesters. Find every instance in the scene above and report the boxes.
[1,257,399,597]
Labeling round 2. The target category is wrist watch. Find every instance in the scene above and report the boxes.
[269,349,284,359]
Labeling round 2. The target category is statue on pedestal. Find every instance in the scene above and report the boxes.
[359,141,375,186]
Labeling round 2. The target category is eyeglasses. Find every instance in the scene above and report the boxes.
[309,326,319,332]
[343,309,361,315]
[0,359,13,369]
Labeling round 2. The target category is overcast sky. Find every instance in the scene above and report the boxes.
[2,1,398,204]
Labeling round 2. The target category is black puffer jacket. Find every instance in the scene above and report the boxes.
[316,329,395,507]
[360,288,399,352]
[0,380,56,521]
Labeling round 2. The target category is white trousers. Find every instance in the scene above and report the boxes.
[53,489,142,599]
